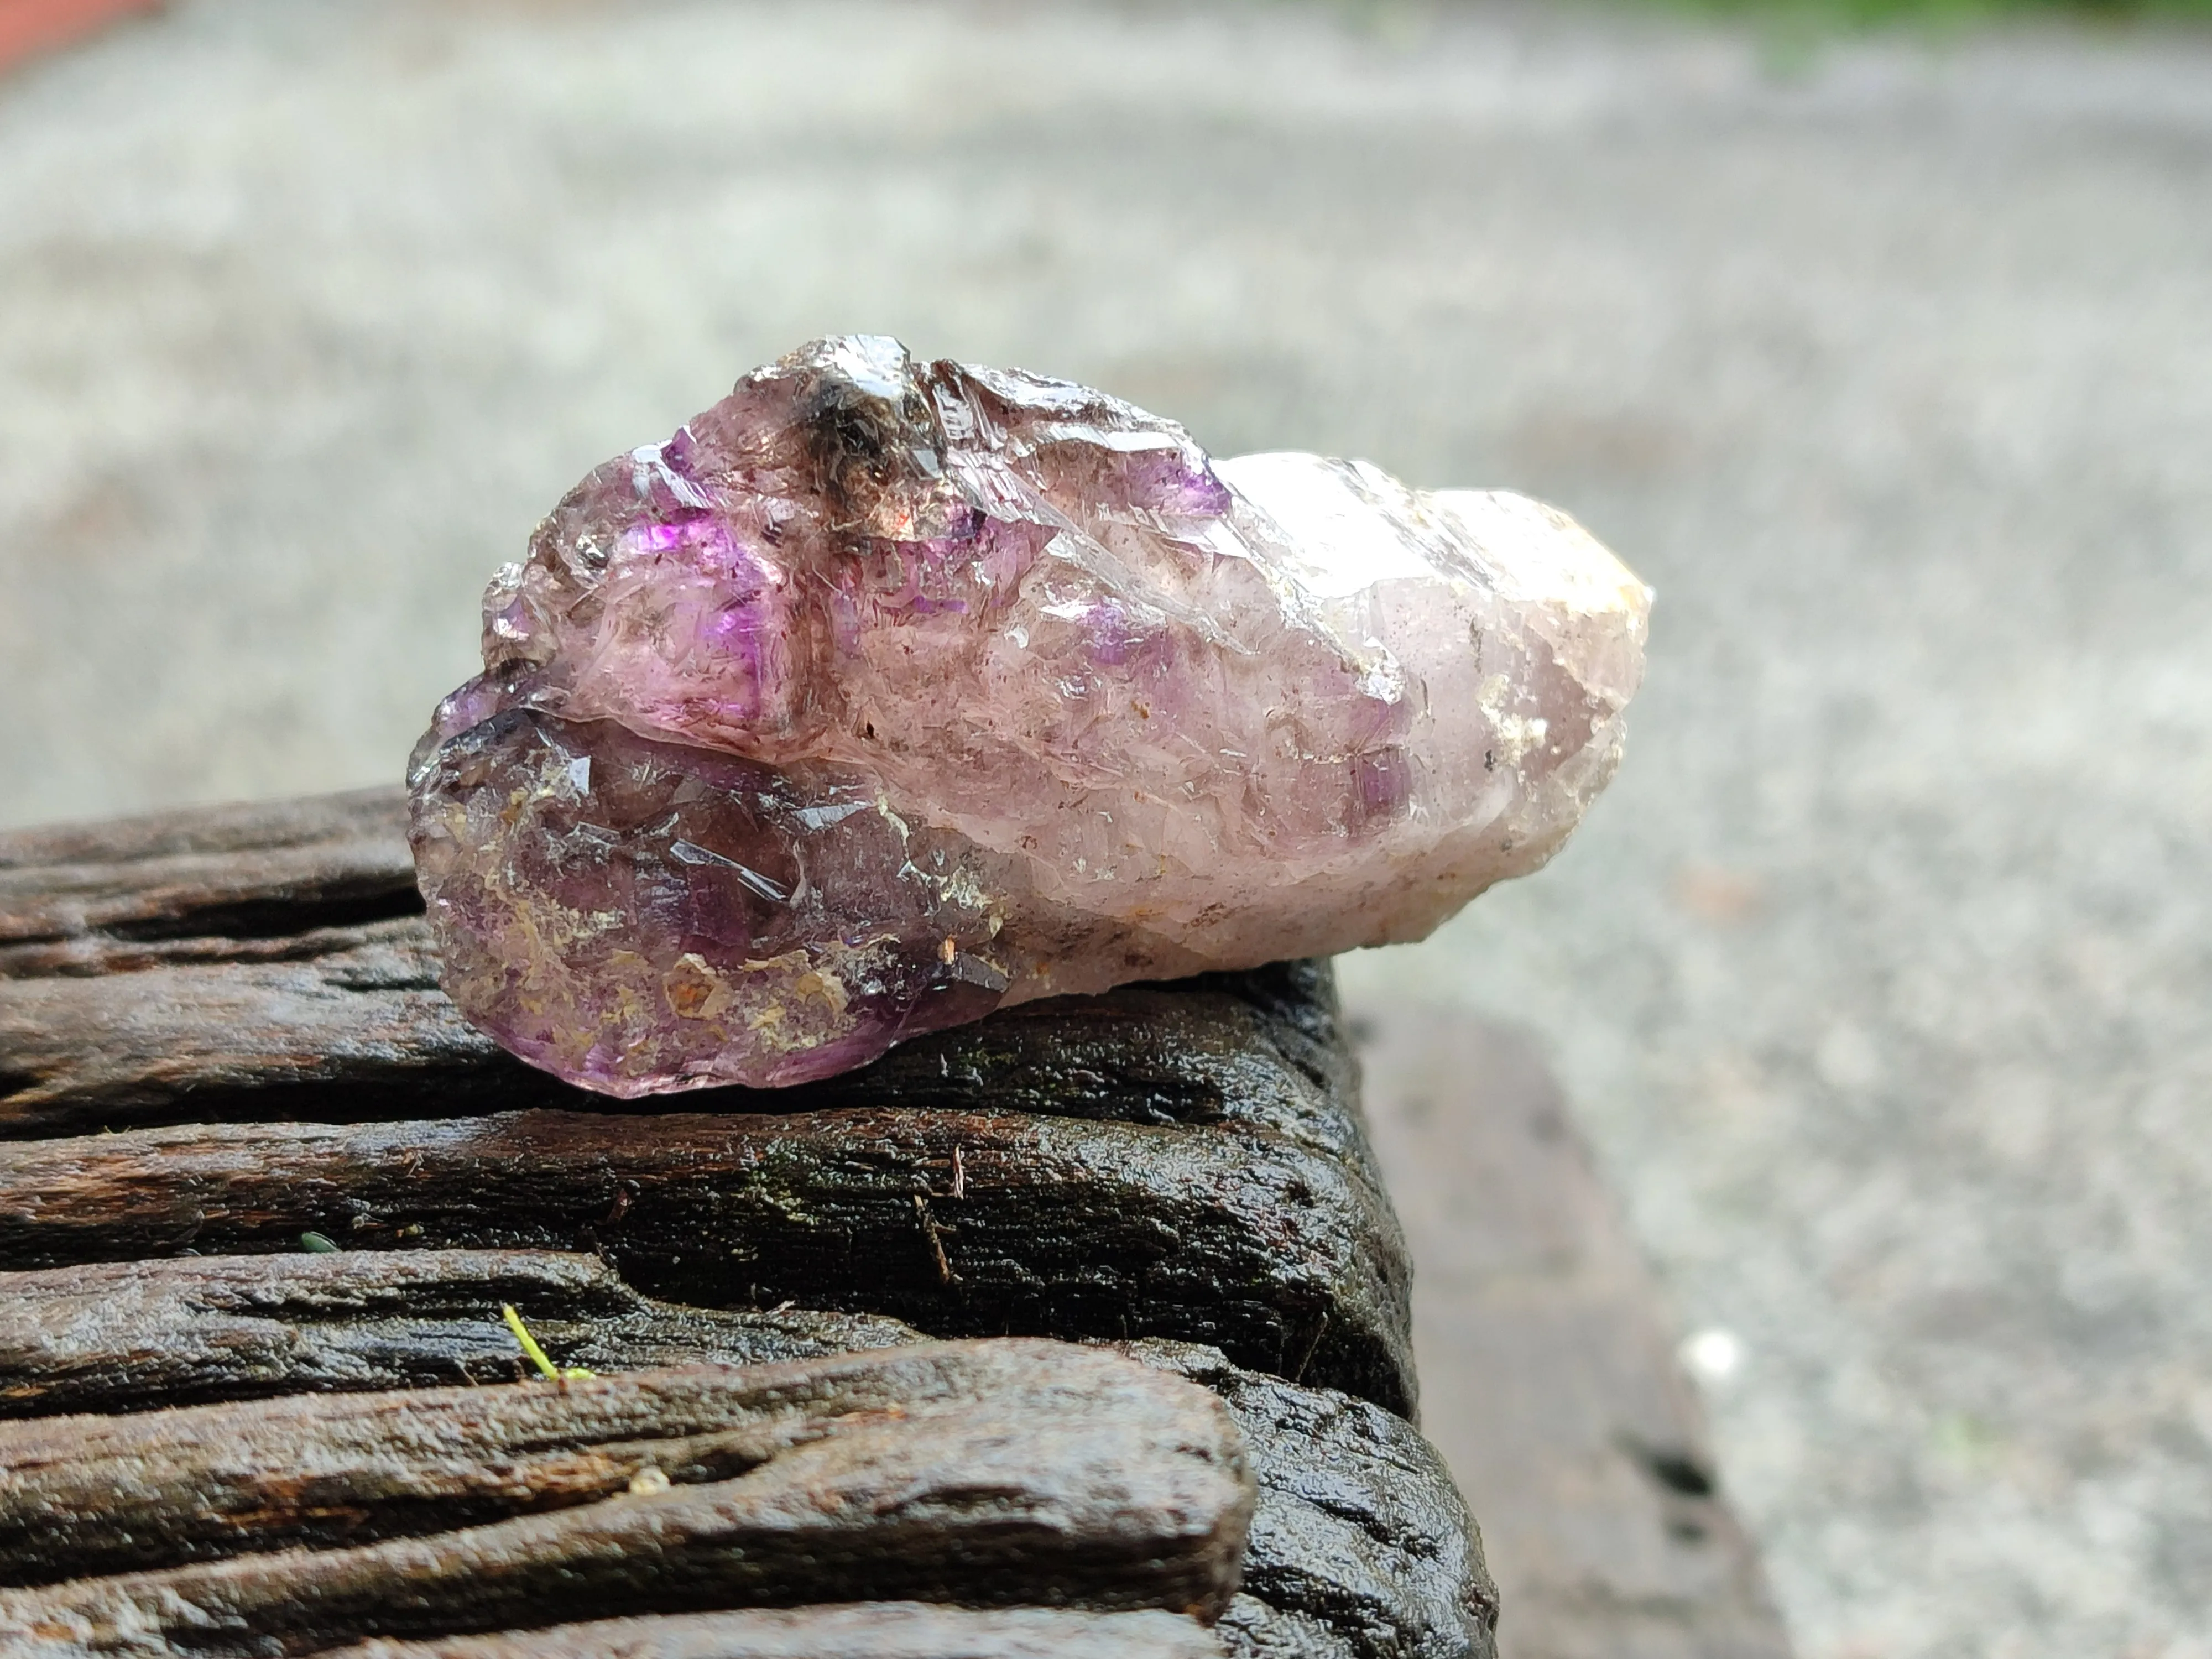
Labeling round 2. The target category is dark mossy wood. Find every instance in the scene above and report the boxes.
[0,1103,1409,1414]
[1138,1343,1498,1659]
[0,1342,1250,1657]
[0,942,1379,1188]
[0,1340,1253,1590]
[0,1248,919,1420]
[0,790,1412,1414]
[0,1249,1495,1659]
[0,791,1486,1658]
[314,1605,1227,1659]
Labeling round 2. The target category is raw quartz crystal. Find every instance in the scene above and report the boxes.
[408,337,1650,1095]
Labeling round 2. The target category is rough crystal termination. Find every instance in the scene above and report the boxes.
[408,337,1650,1095]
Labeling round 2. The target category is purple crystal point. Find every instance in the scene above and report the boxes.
[409,337,1650,1095]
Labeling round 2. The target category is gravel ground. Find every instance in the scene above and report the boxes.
[3,3,2209,1654]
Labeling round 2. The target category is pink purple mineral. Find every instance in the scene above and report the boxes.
[408,337,1649,1095]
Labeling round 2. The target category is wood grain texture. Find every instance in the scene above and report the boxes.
[0,789,1364,1153]
[0,788,482,1126]
[0,1342,1252,1656]
[0,1103,1408,1414]
[0,792,1411,1413]
[0,793,1493,1657]
[0,1248,918,1420]
[1139,1342,1498,1659]
[0,1340,1253,1589]
[0,787,418,972]
[0,1250,1496,1659]
[317,1604,1225,1659]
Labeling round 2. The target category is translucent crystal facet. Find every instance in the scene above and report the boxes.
[408,337,1649,1095]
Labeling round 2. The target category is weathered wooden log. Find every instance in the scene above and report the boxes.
[0,789,1359,1156]
[0,1248,917,1419]
[0,791,1411,1413]
[0,920,1363,1151]
[0,788,416,979]
[0,787,505,1125]
[0,1340,1251,1588]
[0,1342,1251,1657]
[0,1105,1410,1414]
[319,1605,1225,1659]
[0,1248,1490,1659]
[1138,1343,1497,1659]
[0,792,1485,1657]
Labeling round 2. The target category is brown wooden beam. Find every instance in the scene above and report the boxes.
[0,1104,1412,1415]
[0,1340,1251,1589]
[0,1342,1251,1656]
[0,1249,1496,1659]
[0,1247,917,1419]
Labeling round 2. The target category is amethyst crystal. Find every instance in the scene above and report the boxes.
[408,337,1648,1095]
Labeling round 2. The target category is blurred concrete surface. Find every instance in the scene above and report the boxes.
[1361,1004,1793,1659]
[2,3,2209,1656]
